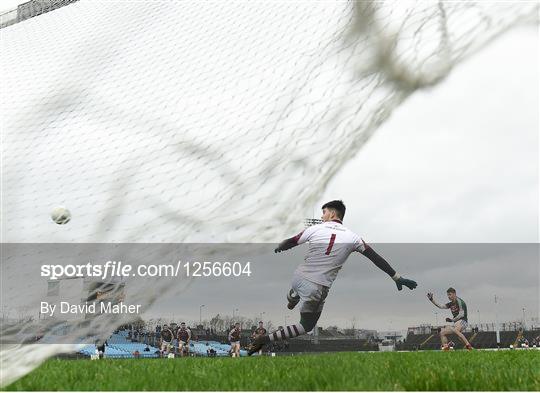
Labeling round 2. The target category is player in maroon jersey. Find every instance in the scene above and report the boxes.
[160,324,174,357]
[228,322,242,357]
[251,321,267,355]
[176,322,192,357]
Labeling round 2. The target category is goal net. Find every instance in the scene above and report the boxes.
[0,0,537,386]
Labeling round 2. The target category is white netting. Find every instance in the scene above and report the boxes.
[0,0,79,27]
[0,0,537,386]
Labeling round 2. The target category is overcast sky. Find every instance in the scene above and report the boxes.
[317,26,538,244]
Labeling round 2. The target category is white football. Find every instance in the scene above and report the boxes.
[51,206,71,225]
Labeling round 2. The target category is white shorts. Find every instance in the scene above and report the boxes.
[455,320,468,331]
[161,341,170,351]
[230,341,240,346]
[291,274,329,313]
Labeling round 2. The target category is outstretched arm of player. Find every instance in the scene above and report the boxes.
[427,292,449,309]
[274,237,298,253]
[360,243,417,291]
[274,230,305,253]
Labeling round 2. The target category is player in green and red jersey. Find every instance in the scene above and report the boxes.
[428,287,473,350]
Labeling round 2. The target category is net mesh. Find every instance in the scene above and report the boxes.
[1,0,537,386]
[0,0,79,28]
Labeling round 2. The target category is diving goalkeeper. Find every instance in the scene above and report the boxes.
[248,200,417,355]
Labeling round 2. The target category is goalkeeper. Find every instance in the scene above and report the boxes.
[248,200,417,355]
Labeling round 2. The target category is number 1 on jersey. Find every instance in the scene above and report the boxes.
[325,233,336,255]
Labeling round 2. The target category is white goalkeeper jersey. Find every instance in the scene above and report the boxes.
[293,220,367,287]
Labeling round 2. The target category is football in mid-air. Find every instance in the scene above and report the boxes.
[51,206,71,225]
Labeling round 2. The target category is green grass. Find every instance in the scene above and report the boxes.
[5,351,540,391]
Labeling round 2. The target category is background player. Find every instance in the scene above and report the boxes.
[159,324,174,357]
[251,321,267,355]
[248,200,417,355]
[176,322,192,357]
[427,288,473,350]
[228,323,242,357]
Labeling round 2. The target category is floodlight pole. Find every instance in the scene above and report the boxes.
[494,295,500,348]
[199,304,205,325]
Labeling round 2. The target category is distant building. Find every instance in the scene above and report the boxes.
[378,330,404,342]
[355,329,378,340]
[44,276,125,321]
[407,324,433,335]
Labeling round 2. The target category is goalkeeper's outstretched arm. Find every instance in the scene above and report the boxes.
[360,244,417,291]
[274,231,304,253]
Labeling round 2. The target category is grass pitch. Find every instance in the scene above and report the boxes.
[5,350,540,391]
